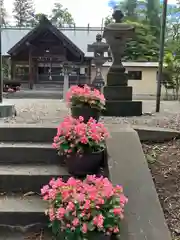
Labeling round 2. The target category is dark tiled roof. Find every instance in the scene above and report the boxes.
[2,27,104,57]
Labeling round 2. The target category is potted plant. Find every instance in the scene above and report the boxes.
[52,116,109,176]
[66,84,105,123]
[41,175,128,240]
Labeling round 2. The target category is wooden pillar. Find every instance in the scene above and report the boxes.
[29,48,33,89]
[33,59,38,84]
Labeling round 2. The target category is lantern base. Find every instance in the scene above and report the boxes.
[0,103,16,118]
[103,65,142,116]
[103,100,142,117]
[104,86,132,101]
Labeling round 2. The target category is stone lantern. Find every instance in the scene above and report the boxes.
[103,9,142,116]
[88,34,109,91]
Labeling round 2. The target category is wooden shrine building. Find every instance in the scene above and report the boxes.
[2,16,101,89]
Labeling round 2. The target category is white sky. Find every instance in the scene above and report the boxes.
[4,0,177,27]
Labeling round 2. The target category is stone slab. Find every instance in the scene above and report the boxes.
[106,72,128,86]
[133,125,180,142]
[0,142,60,164]
[104,86,132,100]
[0,103,15,118]
[107,128,171,240]
[0,126,57,142]
[0,124,179,144]
[1,228,51,240]
[104,100,142,116]
[0,164,69,193]
[0,195,47,226]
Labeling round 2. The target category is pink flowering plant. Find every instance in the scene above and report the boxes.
[66,84,105,111]
[41,175,128,239]
[53,116,109,156]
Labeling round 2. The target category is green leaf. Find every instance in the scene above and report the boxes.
[51,220,60,236]
[61,143,69,150]
[146,154,156,164]
[87,222,96,231]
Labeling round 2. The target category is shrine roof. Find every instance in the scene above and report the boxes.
[2,26,104,58]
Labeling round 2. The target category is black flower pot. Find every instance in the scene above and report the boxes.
[66,150,104,177]
[88,233,111,240]
[87,233,118,240]
[71,105,100,123]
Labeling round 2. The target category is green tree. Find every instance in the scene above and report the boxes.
[146,0,160,26]
[104,2,159,61]
[120,0,137,19]
[165,4,180,54]
[1,0,8,26]
[29,13,48,27]
[13,0,35,27]
[163,52,180,100]
[124,20,159,61]
[50,3,75,27]
[143,0,160,41]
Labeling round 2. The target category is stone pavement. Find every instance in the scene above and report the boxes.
[0,99,180,130]
[3,90,169,100]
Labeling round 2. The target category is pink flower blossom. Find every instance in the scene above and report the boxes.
[113,208,122,215]
[66,202,75,211]
[83,200,91,210]
[72,218,79,227]
[113,227,120,233]
[56,207,66,220]
[41,185,49,195]
[82,223,88,233]
[7,88,15,93]
[52,143,57,149]
[52,116,109,156]
[79,116,84,122]
[49,208,55,221]
[66,85,105,111]
[48,189,56,200]
[120,195,128,205]
[53,136,59,142]
[93,214,104,228]
[41,176,128,238]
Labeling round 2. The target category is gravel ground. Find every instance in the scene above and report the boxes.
[143,141,180,240]
[1,99,180,130]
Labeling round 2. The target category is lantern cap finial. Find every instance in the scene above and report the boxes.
[112,9,124,23]
[96,33,102,42]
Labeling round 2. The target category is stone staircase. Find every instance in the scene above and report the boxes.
[0,125,70,238]
[0,125,109,238]
[0,125,173,240]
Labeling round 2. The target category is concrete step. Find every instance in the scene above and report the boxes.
[0,125,56,142]
[1,124,180,143]
[0,164,69,193]
[0,195,47,226]
[3,91,63,99]
[1,228,51,240]
[0,142,61,164]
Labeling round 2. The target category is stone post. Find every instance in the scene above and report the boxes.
[87,34,109,91]
[8,57,11,80]
[62,62,72,101]
[103,9,142,116]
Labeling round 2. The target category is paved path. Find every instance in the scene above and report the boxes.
[1,99,180,130]
[3,90,169,100]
